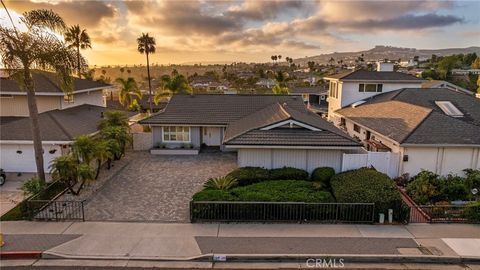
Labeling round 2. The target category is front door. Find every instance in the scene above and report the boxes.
[203,127,221,146]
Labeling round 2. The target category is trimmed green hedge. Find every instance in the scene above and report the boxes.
[193,180,334,203]
[311,167,335,188]
[330,168,401,213]
[463,201,480,223]
[269,167,309,180]
[226,167,270,186]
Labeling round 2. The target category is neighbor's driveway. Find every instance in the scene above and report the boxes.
[84,151,237,222]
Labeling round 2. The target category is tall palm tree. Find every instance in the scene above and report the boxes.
[115,77,142,110]
[0,9,81,182]
[153,73,192,104]
[64,24,91,78]
[137,33,156,113]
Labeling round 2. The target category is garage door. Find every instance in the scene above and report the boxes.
[238,149,343,173]
[0,144,62,173]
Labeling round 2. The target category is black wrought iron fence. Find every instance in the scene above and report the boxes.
[190,201,375,223]
[27,200,85,221]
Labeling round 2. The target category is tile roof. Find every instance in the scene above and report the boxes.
[0,104,135,141]
[0,71,111,94]
[336,88,480,145]
[325,70,424,82]
[139,94,307,125]
[289,86,327,95]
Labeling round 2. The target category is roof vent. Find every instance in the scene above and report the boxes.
[435,101,463,117]
[351,100,366,108]
[282,102,288,107]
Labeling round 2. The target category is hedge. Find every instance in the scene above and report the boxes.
[226,167,270,186]
[463,201,480,223]
[330,168,401,214]
[192,180,334,203]
[311,167,335,188]
[269,167,309,180]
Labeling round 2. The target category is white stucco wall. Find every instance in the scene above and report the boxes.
[60,90,105,109]
[402,146,480,176]
[0,96,60,117]
[0,143,63,172]
[238,148,345,173]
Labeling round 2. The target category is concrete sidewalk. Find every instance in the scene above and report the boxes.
[1,221,479,261]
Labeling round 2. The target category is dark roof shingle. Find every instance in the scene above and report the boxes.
[325,70,424,82]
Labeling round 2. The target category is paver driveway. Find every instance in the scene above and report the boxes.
[84,151,237,222]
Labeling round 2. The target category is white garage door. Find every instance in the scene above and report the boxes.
[0,144,62,173]
[238,148,343,173]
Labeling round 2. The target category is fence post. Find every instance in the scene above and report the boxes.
[81,201,85,222]
[371,204,375,224]
[54,202,58,221]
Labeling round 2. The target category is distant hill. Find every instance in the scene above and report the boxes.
[295,45,480,65]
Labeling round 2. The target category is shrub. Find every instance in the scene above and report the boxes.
[406,170,441,205]
[464,169,480,200]
[438,175,468,202]
[331,168,401,213]
[192,190,237,201]
[393,173,410,188]
[311,167,335,188]
[463,201,480,223]
[232,180,334,203]
[269,167,309,180]
[226,167,270,186]
[20,177,46,196]
[204,176,238,191]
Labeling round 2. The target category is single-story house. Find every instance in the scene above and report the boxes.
[0,104,135,173]
[335,88,480,176]
[0,70,113,117]
[139,94,362,172]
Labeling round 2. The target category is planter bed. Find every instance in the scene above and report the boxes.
[150,148,199,155]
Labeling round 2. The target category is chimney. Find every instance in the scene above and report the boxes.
[376,61,394,72]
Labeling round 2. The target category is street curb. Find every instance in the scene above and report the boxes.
[0,251,42,260]
[40,251,480,264]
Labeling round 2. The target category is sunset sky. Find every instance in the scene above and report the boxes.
[1,0,479,66]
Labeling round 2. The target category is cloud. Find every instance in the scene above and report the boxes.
[226,0,311,21]
[4,0,115,27]
[342,14,464,31]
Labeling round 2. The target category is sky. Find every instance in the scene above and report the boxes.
[1,0,479,66]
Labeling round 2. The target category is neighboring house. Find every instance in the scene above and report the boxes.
[0,104,134,173]
[422,80,473,95]
[255,78,275,88]
[139,95,362,172]
[0,71,113,117]
[324,65,425,123]
[190,76,217,89]
[335,88,480,176]
[289,86,328,114]
[452,69,480,75]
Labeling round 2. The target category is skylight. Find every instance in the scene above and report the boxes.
[435,101,464,117]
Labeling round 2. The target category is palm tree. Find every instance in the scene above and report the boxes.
[272,84,289,95]
[98,111,130,129]
[71,135,96,165]
[115,77,142,110]
[154,73,192,104]
[50,154,95,195]
[0,9,81,182]
[64,24,91,78]
[278,55,282,61]
[137,33,156,113]
[93,140,113,179]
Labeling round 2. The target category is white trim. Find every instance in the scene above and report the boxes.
[260,120,320,131]
[0,86,113,96]
[0,140,72,144]
[161,126,191,143]
[225,145,362,150]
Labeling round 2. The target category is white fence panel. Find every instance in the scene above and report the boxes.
[342,152,400,178]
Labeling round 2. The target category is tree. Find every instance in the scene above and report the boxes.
[277,55,282,61]
[471,58,480,69]
[115,77,142,110]
[0,9,81,182]
[137,33,156,113]
[98,111,130,129]
[154,73,192,104]
[307,61,315,72]
[71,135,96,165]
[64,24,91,78]
[477,76,480,94]
[92,140,113,179]
[50,154,95,195]
[272,84,289,95]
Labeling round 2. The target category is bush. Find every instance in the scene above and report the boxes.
[438,175,468,202]
[232,180,334,203]
[406,170,441,205]
[311,167,335,188]
[20,177,46,196]
[463,201,480,223]
[192,190,238,201]
[204,176,238,191]
[331,168,401,214]
[269,167,309,180]
[226,167,270,186]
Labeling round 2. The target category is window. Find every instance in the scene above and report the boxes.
[359,84,383,93]
[353,124,361,133]
[435,101,464,117]
[340,118,346,127]
[329,81,338,98]
[64,94,74,103]
[163,126,191,142]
